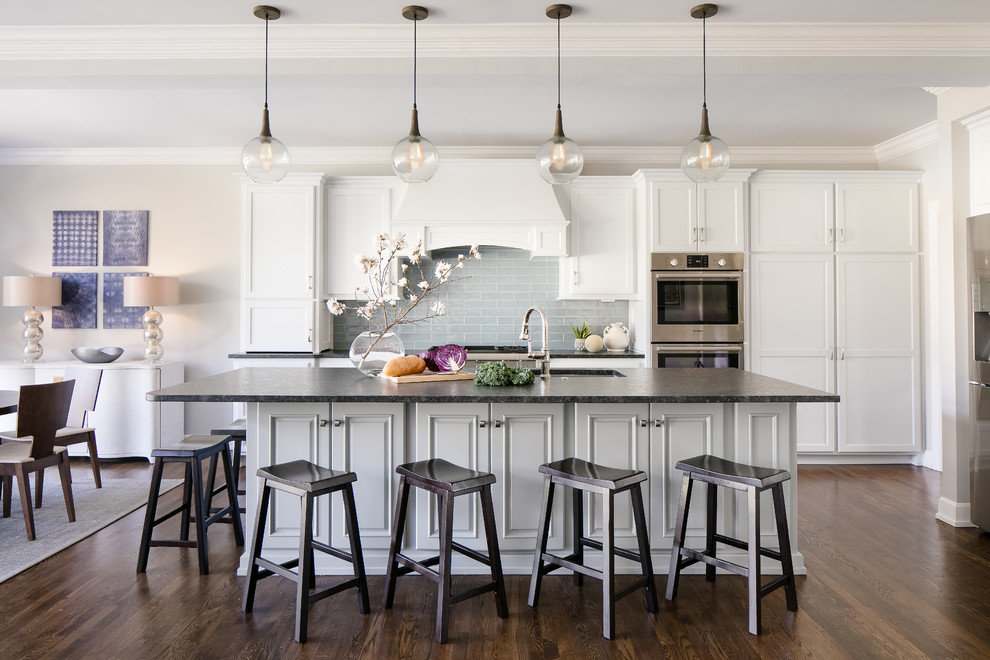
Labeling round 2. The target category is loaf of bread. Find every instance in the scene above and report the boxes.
[382,355,427,377]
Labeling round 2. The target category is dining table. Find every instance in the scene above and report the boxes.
[0,389,18,415]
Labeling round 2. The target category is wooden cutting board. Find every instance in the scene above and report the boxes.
[383,371,475,384]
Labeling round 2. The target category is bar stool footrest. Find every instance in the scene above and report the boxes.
[449,582,497,606]
[394,553,441,582]
[541,552,605,582]
[614,576,652,602]
[450,540,493,567]
[759,575,792,599]
[680,547,748,577]
[149,539,197,549]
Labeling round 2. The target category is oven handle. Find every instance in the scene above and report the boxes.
[653,344,743,354]
[654,271,742,282]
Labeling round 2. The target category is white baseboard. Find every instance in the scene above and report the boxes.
[797,454,917,465]
[935,497,975,527]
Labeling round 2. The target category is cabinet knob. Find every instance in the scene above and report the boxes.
[479,420,487,428]
[333,419,343,427]
[494,420,503,428]
[655,415,665,428]
[641,419,648,427]
[319,419,328,427]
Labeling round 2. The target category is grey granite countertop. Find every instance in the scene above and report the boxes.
[228,348,645,360]
[148,367,837,404]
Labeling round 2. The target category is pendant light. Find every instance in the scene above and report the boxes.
[241,5,291,184]
[536,4,584,185]
[392,6,439,183]
[680,3,730,183]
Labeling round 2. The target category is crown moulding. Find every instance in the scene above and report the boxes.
[0,23,989,60]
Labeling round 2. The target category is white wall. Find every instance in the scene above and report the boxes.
[0,164,242,434]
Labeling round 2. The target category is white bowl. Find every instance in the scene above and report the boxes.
[71,346,124,363]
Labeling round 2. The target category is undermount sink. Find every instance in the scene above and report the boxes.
[534,368,627,378]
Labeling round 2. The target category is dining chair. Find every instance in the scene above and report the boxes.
[55,367,103,488]
[0,379,76,541]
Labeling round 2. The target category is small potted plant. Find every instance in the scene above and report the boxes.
[571,322,590,351]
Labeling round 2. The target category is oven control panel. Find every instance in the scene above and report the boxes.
[651,252,744,271]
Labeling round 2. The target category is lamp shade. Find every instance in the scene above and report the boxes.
[123,276,179,307]
[2,275,62,307]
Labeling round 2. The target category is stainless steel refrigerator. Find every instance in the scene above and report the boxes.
[967,214,990,531]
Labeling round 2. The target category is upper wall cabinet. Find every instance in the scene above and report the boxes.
[559,177,637,300]
[324,178,399,299]
[750,171,921,253]
[240,173,331,353]
[637,169,753,253]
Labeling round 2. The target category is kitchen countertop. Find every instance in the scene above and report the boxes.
[228,348,645,360]
[148,366,837,404]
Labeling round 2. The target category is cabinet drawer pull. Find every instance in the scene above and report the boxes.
[641,419,648,428]
[655,415,665,428]
[827,227,833,244]
[494,420,503,428]
[838,227,845,243]
[333,419,343,427]
[319,419,328,427]
[699,227,706,243]
[479,420,487,428]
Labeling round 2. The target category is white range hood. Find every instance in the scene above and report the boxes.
[391,159,569,256]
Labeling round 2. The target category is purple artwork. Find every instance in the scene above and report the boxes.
[52,211,98,266]
[103,272,147,329]
[52,272,98,329]
[103,210,149,266]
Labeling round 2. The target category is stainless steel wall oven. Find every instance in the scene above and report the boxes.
[651,252,744,368]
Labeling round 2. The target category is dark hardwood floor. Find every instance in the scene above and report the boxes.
[1,461,988,659]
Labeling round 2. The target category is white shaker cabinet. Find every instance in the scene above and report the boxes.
[835,179,920,253]
[329,402,405,551]
[324,179,398,299]
[559,177,637,300]
[637,169,752,253]
[12,360,184,459]
[750,175,834,253]
[240,173,331,353]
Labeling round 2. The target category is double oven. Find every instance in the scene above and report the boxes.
[650,252,744,369]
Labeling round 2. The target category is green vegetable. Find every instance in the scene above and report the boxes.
[473,361,536,387]
[571,322,590,339]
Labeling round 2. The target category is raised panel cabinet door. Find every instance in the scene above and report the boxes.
[836,254,922,453]
[648,403,724,551]
[242,180,319,299]
[255,402,332,547]
[835,179,920,253]
[750,180,833,252]
[325,184,392,298]
[329,402,405,552]
[698,180,746,252]
[649,179,697,252]
[414,402,490,552]
[732,403,798,555]
[573,403,650,546]
[749,254,836,453]
[561,179,637,299]
[490,403,566,553]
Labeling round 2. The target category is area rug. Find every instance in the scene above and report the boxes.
[0,475,180,584]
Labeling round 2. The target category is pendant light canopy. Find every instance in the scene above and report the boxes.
[680,3,730,183]
[392,5,439,184]
[536,4,583,185]
[242,5,291,184]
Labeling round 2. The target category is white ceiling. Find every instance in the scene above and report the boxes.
[2,1,990,158]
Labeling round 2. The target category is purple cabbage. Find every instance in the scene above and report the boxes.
[419,348,439,372]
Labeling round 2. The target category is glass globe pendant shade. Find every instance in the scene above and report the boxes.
[680,106,730,183]
[242,107,290,183]
[536,107,584,185]
[392,106,439,183]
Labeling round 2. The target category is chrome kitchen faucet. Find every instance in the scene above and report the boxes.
[520,306,551,379]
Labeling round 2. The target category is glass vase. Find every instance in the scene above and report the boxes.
[349,330,405,376]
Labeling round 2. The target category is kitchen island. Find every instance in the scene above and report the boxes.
[148,367,836,576]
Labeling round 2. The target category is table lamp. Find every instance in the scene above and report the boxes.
[2,274,62,362]
[123,275,179,363]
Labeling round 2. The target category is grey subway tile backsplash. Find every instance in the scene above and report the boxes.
[331,247,630,352]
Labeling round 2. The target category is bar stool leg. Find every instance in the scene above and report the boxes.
[747,485,761,635]
[772,484,799,612]
[629,484,659,612]
[705,482,717,582]
[190,455,210,575]
[602,488,616,640]
[527,476,555,607]
[572,486,584,587]
[341,483,371,614]
[435,489,455,644]
[220,444,245,545]
[242,481,272,613]
[480,485,508,618]
[383,476,410,609]
[295,492,314,643]
[665,473,694,600]
[179,461,192,542]
[137,457,165,573]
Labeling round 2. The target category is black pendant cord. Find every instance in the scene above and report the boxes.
[264,15,270,111]
[556,14,561,111]
[702,13,707,110]
[413,17,418,109]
